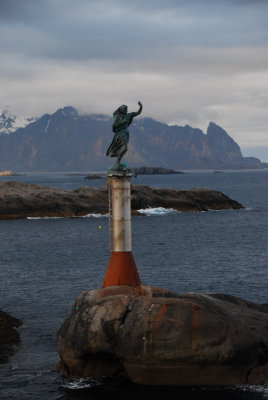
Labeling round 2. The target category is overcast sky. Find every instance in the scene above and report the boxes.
[1,0,268,159]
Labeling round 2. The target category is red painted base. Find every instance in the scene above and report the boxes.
[103,251,141,287]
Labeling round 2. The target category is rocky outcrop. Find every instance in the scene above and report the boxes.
[57,285,268,386]
[131,185,243,212]
[0,181,109,219]
[0,181,243,219]
[0,310,22,363]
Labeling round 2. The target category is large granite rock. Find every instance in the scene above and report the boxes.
[0,310,22,363]
[57,286,268,386]
[0,181,243,219]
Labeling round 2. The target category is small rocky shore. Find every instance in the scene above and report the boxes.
[0,181,244,219]
[0,310,22,363]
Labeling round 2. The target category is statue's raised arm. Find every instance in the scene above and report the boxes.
[106,101,143,171]
[130,101,143,118]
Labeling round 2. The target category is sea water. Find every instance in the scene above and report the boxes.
[0,170,267,399]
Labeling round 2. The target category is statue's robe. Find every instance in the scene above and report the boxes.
[106,113,135,159]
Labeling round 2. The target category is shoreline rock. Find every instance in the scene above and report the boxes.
[57,285,268,386]
[0,181,244,220]
[0,310,22,363]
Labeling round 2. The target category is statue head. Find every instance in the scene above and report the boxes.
[119,105,128,114]
[113,104,128,117]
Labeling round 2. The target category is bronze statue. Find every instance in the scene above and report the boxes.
[106,101,143,170]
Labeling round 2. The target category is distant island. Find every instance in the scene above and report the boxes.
[133,167,183,175]
[65,173,86,176]
[0,181,244,219]
[82,167,183,179]
[84,174,105,180]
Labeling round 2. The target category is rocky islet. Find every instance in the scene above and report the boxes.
[0,181,243,219]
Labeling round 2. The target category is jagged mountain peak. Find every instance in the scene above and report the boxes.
[0,109,35,134]
[206,121,242,159]
[54,106,78,117]
[207,122,229,136]
[0,110,14,133]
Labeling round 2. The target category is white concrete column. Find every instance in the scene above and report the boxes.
[108,172,133,252]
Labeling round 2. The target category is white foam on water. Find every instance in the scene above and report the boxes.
[62,378,101,390]
[82,213,109,218]
[238,385,268,398]
[26,216,64,220]
[207,208,252,212]
[137,207,179,216]
[26,214,108,220]
[207,208,236,212]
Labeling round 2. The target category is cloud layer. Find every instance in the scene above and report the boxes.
[1,0,268,156]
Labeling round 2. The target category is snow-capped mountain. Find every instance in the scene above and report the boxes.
[0,109,35,134]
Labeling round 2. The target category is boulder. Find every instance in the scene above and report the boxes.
[57,286,268,386]
[0,310,22,363]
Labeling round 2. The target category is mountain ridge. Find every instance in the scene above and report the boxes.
[0,106,266,171]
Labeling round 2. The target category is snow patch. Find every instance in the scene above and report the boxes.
[44,118,51,134]
[0,109,35,134]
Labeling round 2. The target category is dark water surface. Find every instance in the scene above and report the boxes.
[0,170,268,399]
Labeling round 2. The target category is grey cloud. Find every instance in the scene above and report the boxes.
[0,0,267,152]
[0,0,53,21]
[1,0,268,63]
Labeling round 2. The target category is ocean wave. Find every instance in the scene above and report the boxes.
[27,213,108,220]
[207,208,250,212]
[82,213,109,218]
[137,207,179,216]
[62,377,101,390]
[207,209,237,212]
[27,216,64,220]
[239,385,268,397]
